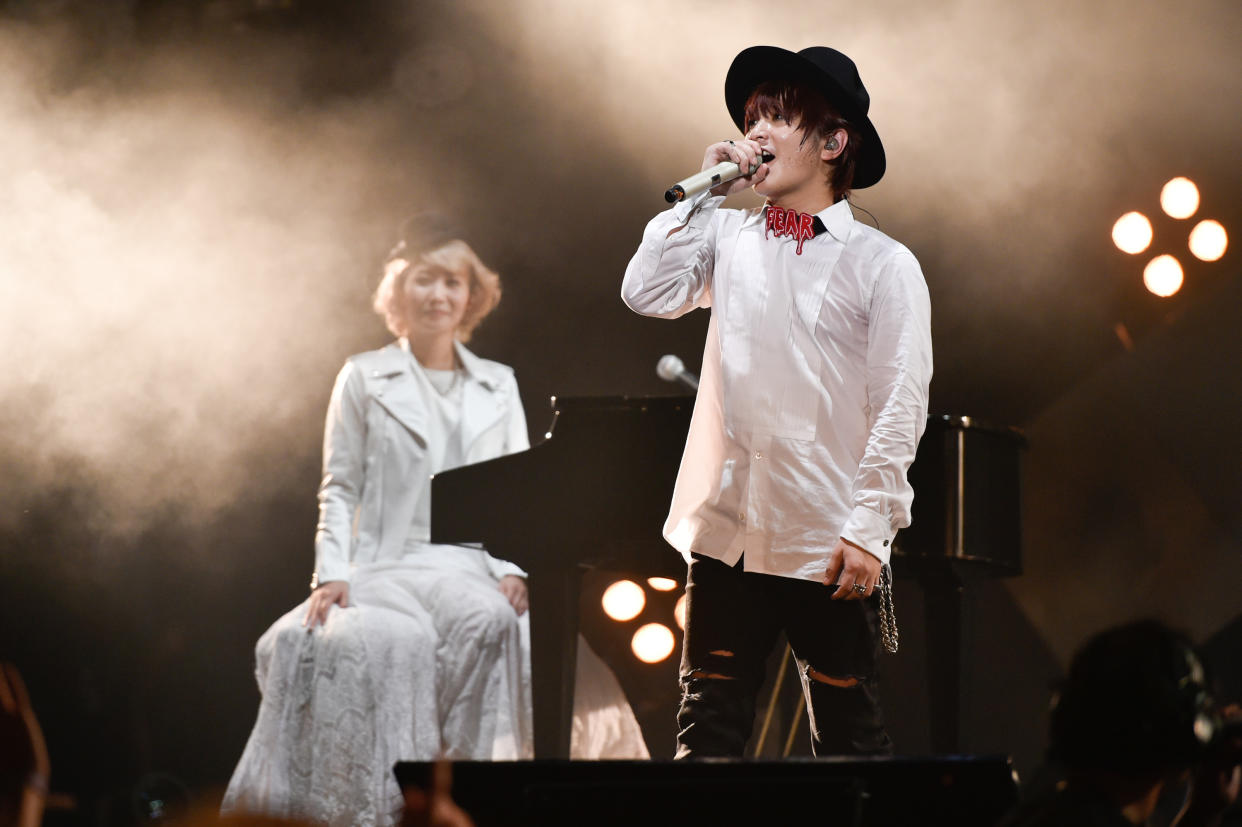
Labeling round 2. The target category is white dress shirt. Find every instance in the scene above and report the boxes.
[622,193,932,581]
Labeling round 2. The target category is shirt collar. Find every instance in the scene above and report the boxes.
[815,198,855,244]
[753,198,855,246]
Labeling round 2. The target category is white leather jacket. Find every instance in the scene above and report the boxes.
[312,339,530,586]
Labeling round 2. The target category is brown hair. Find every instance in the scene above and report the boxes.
[372,239,501,342]
[744,80,863,201]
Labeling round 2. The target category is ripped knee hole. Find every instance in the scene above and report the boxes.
[806,668,860,688]
[686,669,736,681]
[684,650,737,681]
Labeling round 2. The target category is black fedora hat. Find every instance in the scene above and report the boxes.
[725,46,886,189]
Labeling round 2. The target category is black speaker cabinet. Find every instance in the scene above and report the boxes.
[897,415,1026,575]
[394,756,1019,826]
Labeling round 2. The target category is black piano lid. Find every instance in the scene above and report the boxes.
[927,414,1027,446]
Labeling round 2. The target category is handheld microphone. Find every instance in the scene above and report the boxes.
[657,354,699,391]
[664,152,775,203]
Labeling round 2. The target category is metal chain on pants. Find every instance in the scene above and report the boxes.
[877,563,899,653]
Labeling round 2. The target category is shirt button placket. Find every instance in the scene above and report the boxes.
[746,434,772,548]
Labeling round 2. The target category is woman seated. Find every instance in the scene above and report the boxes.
[223,216,646,826]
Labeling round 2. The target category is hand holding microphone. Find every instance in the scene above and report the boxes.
[665,138,773,203]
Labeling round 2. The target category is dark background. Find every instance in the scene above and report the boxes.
[1,0,1239,821]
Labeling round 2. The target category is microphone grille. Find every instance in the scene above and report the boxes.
[657,354,685,382]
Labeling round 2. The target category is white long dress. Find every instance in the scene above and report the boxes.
[222,343,648,827]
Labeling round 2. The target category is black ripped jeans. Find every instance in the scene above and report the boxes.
[675,553,892,758]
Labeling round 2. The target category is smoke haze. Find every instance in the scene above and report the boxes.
[0,18,420,536]
[476,0,1242,416]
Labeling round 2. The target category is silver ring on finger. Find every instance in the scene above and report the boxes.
[853,583,868,594]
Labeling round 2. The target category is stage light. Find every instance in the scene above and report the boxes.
[631,623,675,663]
[646,577,678,591]
[1188,219,1227,262]
[1112,212,1153,254]
[1143,255,1183,297]
[673,594,686,630]
[601,579,645,621]
[1160,177,1200,219]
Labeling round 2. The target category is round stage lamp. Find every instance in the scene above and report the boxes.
[1188,219,1227,262]
[1143,255,1183,298]
[631,623,676,663]
[673,594,687,630]
[1112,212,1153,254]
[646,577,678,591]
[601,580,645,622]
[1160,177,1200,219]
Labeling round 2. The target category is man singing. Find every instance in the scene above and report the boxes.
[622,45,932,757]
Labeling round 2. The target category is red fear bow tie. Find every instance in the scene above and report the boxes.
[764,205,827,255]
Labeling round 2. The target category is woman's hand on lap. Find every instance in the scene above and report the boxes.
[497,575,528,616]
[303,580,350,628]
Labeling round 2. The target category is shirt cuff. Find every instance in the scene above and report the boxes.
[840,506,893,566]
[485,554,528,582]
[672,190,724,225]
[312,561,352,589]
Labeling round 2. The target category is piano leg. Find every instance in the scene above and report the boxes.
[528,566,583,759]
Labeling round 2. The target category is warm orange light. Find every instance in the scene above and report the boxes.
[631,623,676,663]
[1143,255,1183,298]
[1112,212,1153,254]
[673,594,687,630]
[646,577,678,591]
[1188,220,1227,262]
[1160,177,1200,219]
[601,580,645,621]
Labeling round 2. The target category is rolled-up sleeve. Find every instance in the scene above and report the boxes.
[314,361,367,585]
[621,191,723,318]
[841,249,933,565]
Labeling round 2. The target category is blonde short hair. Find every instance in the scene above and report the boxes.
[372,239,502,342]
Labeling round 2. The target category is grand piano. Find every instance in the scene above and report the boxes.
[431,396,1024,758]
[431,396,691,758]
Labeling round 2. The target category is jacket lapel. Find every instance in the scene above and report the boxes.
[455,342,506,458]
[369,344,430,445]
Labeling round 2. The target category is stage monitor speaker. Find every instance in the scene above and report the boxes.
[394,756,1018,826]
